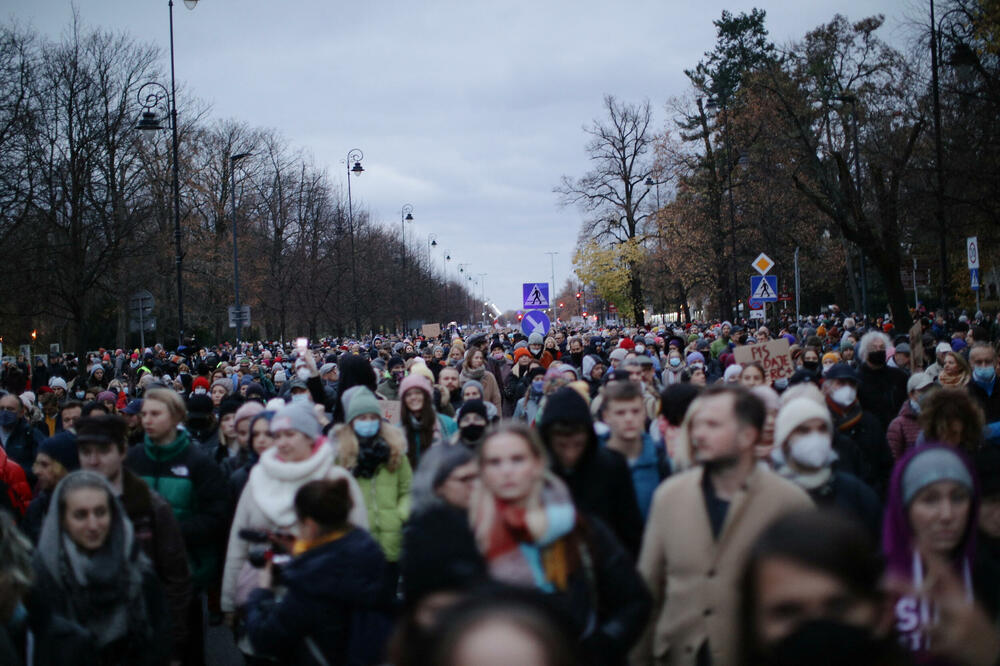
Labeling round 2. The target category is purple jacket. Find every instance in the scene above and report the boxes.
[886,400,922,460]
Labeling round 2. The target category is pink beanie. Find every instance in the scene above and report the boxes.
[234,401,265,424]
[399,374,432,399]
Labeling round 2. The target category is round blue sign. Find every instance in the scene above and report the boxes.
[520,310,551,337]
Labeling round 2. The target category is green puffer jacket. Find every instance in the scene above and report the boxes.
[333,423,412,562]
[125,429,229,587]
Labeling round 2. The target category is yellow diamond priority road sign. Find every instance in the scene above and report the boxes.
[752,253,774,275]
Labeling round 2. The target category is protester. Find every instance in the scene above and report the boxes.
[32,471,169,665]
[635,385,813,666]
[918,387,986,454]
[470,423,651,665]
[399,374,456,467]
[887,371,936,459]
[23,431,79,543]
[243,479,390,665]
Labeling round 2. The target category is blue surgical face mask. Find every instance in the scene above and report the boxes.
[353,418,380,438]
[910,399,922,415]
[974,366,996,384]
[531,379,544,392]
[669,357,681,368]
[0,411,16,428]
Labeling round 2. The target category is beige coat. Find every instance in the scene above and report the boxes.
[632,464,812,666]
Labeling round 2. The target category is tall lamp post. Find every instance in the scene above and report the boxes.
[478,273,487,326]
[229,152,251,343]
[346,149,364,335]
[136,0,199,344]
[545,251,558,319]
[400,204,413,332]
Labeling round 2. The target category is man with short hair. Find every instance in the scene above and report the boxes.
[969,342,1000,445]
[377,356,406,400]
[635,386,812,666]
[600,380,669,521]
[438,366,463,416]
[76,414,192,663]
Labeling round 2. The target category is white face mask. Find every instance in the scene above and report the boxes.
[831,385,856,407]
[194,388,206,395]
[635,344,645,354]
[789,432,834,469]
[296,368,311,381]
[822,362,835,375]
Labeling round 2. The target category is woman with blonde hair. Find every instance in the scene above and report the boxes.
[469,424,650,665]
[938,350,972,388]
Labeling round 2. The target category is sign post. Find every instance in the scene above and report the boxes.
[968,237,981,313]
[522,283,550,310]
[128,290,155,350]
[521,310,551,337]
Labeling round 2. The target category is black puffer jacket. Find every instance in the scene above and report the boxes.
[537,387,643,559]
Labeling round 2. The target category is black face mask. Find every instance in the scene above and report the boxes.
[460,424,486,442]
[763,619,883,666]
[868,350,886,366]
[802,360,819,371]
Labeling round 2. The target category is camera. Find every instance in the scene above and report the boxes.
[238,528,293,583]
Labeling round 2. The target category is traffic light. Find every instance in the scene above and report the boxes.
[517,313,523,321]
[582,311,587,317]
[559,302,564,308]
[575,292,582,299]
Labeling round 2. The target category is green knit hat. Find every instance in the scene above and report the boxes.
[345,388,381,424]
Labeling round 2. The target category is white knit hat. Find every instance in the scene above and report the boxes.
[774,397,833,449]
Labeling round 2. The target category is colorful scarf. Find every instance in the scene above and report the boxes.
[473,473,578,592]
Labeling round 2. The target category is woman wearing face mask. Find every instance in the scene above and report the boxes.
[33,471,169,666]
[772,397,882,540]
[459,349,502,414]
[661,350,686,386]
[452,400,490,449]
[526,333,555,369]
[460,380,499,422]
[399,374,457,468]
[888,372,936,460]
[514,367,548,424]
[739,510,907,666]
[334,388,411,596]
[883,444,1000,665]
[470,424,651,665]
[447,342,466,370]
[220,402,367,636]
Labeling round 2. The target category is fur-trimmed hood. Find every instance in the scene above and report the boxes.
[333,421,408,472]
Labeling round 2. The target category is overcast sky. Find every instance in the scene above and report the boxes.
[12,0,910,313]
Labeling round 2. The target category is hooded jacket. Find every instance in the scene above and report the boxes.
[887,399,923,460]
[536,387,643,559]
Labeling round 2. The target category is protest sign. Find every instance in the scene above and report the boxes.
[421,323,442,339]
[380,400,401,424]
[733,339,795,384]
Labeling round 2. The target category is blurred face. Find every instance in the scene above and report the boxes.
[62,487,112,553]
[981,496,1000,539]
[141,399,179,443]
[757,328,770,342]
[754,557,883,648]
[32,453,66,491]
[970,346,997,371]
[449,347,464,361]
[60,406,82,432]
[210,385,228,406]
[548,431,588,470]
[908,480,971,557]
[440,369,461,391]
[0,394,21,422]
[78,442,126,484]
[449,619,550,666]
[404,388,426,414]
[569,340,583,354]
[220,413,237,441]
[740,366,765,387]
[251,418,275,455]
[436,461,478,510]
[622,363,643,384]
[690,394,752,465]
[481,432,544,503]
[690,367,707,386]
[469,351,485,369]
[604,398,645,441]
[463,386,483,402]
[274,428,314,462]
[236,418,252,448]
[943,354,959,374]
[803,350,819,364]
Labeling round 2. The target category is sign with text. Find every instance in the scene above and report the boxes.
[733,339,795,385]
[380,400,401,424]
[421,323,442,339]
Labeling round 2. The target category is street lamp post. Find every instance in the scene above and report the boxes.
[229,152,251,343]
[136,0,198,344]
[346,149,364,336]
[477,274,487,326]
[400,204,413,333]
[545,251,558,319]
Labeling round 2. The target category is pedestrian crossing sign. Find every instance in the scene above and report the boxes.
[750,275,778,302]
[522,283,550,309]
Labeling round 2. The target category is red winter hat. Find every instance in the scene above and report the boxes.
[192,376,211,391]
[513,348,532,363]
[618,338,635,350]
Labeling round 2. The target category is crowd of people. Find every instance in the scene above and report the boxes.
[2,307,1000,665]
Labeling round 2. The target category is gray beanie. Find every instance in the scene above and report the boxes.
[528,333,543,345]
[461,379,484,398]
[902,447,973,505]
[273,370,287,383]
[269,402,320,439]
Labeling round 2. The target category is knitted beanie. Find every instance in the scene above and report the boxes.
[774,397,833,449]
